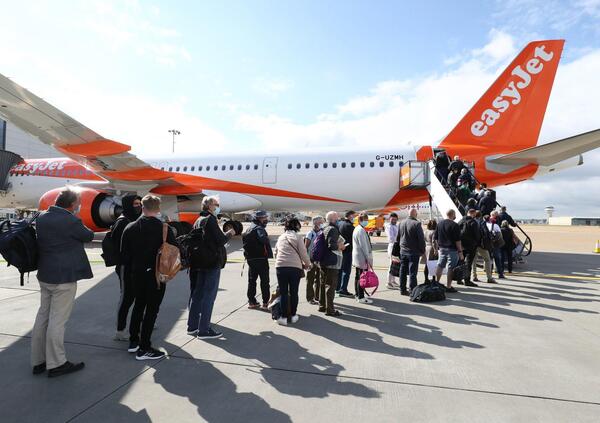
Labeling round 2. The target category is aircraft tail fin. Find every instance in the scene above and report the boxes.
[440,39,565,152]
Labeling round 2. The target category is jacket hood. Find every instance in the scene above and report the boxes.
[121,195,142,221]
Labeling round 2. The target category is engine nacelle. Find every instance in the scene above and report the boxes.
[38,187,122,232]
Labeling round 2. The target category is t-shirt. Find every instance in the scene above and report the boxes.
[434,219,461,250]
[386,223,398,244]
[486,222,501,234]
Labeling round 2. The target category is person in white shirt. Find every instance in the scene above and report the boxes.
[352,212,374,304]
[385,213,400,289]
[485,214,505,279]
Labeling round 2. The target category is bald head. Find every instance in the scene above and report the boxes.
[326,211,338,224]
[409,208,418,218]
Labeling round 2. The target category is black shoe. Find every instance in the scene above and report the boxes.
[499,275,506,279]
[465,281,479,287]
[400,289,410,296]
[136,347,166,361]
[47,361,84,378]
[445,287,458,293]
[318,307,327,313]
[338,291,354,298]
[325,310,342,317]
[457,280,464,285]
[197,328,223,340]
[128,341,139,353]
[32,362,46,375]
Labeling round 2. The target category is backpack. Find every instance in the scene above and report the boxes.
[459,218,480,250]
[155,224,181,286]
[179,218,221,270]
[410,281,446,303]
[242,226,267,259]
[491,228,506,249]
[310,231,326,263]
[451,261,468,282]
[101,216,126,267]
[0,214,39,286]
[359,266,379,296]
[479,221,493,250]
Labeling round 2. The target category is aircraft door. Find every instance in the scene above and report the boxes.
[262,157,278,184]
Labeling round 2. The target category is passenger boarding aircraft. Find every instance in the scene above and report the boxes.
[0,39,599,232]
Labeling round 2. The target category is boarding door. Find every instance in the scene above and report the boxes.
[262,157,278,184]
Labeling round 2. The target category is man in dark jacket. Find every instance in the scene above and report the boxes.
[112,195,142,341]
[187,196,235,339]
[121,195,177,360]
[243,210,273,309]
[336,210,356,297]
[496,206,516,228]
[478,190,496,217]
[32,188,94,377]
[434,151,451,184]
[392,208,425,295]
[448,155,466,173]
[319,211,344,317]
[458,209,481,287]
[433,209,464,293]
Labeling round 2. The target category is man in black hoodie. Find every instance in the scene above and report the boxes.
[121,195,177,360]
[336,210,356,297]
[112,195,142,341]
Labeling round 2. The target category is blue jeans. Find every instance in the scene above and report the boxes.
[187,268,221,333]
[492,248,504,276]
[337,248,353,293]
[276,267,302,318]
[399,253,420,291]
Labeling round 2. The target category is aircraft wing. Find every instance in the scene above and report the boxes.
[487,129,600,167]
[0,72,176,190]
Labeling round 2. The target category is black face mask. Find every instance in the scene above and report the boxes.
[133,206,142,217]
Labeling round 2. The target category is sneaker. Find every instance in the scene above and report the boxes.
[135,348,166,361]
[325,310,342,317]
[32,362,46,375]
[47,361,85,378]
[277,317,288,326]
[261,303,269,310]
[457,280,464,285]
[445,287,458,293]
[197,328,223,339]
[248,302,260,310]
[128,341,139,353]
[114,330,129,341]
[464,281,479,287]
[400,289,410,296]
[318,307,327,313]
[308,299,319,305]
[338,291,354,298]
[499,275,506,279]
[187,329,199,336]
[386,283,398,290]
[290,315,299,324]
[473,277,480,282]
[487,278,498,284]
[358,297,373,304]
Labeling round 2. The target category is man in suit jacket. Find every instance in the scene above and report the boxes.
[31,188,94,378]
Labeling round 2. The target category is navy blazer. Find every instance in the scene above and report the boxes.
[36,206,94,284]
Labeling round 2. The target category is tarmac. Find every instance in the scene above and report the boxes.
[0,224,599,422]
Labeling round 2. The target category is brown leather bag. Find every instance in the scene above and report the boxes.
[155,224,181,287]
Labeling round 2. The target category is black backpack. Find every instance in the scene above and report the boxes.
[479,221,493,250]
[0,214,40,286]
[101,216,126,267]
[409,281,446,303]
[451,260,468,282]
[177,221,218,270]
[459,218,481,250]
[242,226,267,260]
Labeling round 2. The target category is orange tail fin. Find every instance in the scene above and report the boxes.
[440,40,565,152]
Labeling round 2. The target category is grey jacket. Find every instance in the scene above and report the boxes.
[396,216,426,256]
[36,206,94,284]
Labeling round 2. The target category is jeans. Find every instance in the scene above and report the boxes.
[492,248,504,276]
[187,268,221,333]
[399,253,420,291]
[116,265,136,332]
[464,248,477,283]
[354,267,365,299]
[337,248,353,293]
[247,259,270,305]
[306,264,321,302]
[130,269,166,350]
[501,247,513,273]
[276,267,302,318]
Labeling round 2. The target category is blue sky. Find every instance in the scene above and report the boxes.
[1,0,599,217]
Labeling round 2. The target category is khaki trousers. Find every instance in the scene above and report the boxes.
[319,268,338,314]
[472,248,493,281]
[31,281,77,370]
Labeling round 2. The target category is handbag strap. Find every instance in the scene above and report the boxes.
[285,236,304,264]
[162,223,168,243]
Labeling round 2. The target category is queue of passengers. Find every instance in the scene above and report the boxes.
[28,187,518,378]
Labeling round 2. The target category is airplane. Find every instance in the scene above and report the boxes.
[1,39,600,235]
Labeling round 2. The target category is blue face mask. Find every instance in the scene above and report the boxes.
[319,223,325,230]
[360,220,369,227]
[214,206,221,215]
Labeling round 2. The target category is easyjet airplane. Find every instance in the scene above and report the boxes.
[0,39,599,233]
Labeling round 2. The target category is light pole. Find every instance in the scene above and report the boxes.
[168,129,181,153]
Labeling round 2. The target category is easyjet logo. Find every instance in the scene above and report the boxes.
[471,45,555,137]
[11,160,68,173]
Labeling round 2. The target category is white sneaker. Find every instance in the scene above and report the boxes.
[358,297,373,304]
[386,283,398,290]
[113,330,129,341]
[291,315,299,324]
[277,317,288,326]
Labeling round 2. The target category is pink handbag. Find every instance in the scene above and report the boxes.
[359,266,379,296]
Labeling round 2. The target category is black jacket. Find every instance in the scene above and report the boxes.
[448,160,465,173]
[337,218,355,250]
[458,216,481,251]
[478,196,496,216]
[497,212,516,227]
[243,222,273,260]
[120,215,177,274]
[393,216,425,256]
[111,195,142,265]
[194,211,230,269]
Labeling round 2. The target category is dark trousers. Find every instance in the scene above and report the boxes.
[188,268,221,333]
[129,269,166,350]
[320,267,338,314]
[306,264,320,302]
[276,267,302,318]
[116,265,136,331]
[501,247,513,273]
[399,253,420,291]
[492,248,504,276]
[464,248,477,283]
[354,267,365,299]
[336,248,353,293]
[247,259,270,305]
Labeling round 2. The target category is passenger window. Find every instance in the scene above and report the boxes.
[305,163,310,169]
[314,163,319,169]
[238,165,242,170]
[341,162,346,168]
[191,166,195,171]
[176,166,180,171]
[369,162,374,168]
[160,167,164,171]
[379,161,384,167]
[199,166,203,171]
[388,161,394,167]
[230,165,234,170]
[246,164,250,170]
[168,167,173,171]
[288,164,292,169]
[332,163,337,168]
[214,165,218,171]
[296,163,301,169]
[323,163,328,169]
[254,164,258,170]
[399,161,404,167]
[206,166,210,171]
[351,162,356,168]
[221,165,226,171]
[360,162,365,168]
[183,166,188,171]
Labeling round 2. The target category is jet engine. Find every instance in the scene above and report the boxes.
[38,187,122,232]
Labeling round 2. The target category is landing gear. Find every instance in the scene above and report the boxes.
[223,220,243,235]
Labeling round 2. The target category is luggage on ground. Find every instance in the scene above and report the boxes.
[0,214,39,286]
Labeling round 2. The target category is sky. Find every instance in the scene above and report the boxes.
[0,0,599,218]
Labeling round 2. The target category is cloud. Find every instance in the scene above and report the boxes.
[237,30,600,217]
[252,77,294,97]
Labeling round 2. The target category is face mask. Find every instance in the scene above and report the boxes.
[73,205,81,215]
[319,223,325,230]
[360,220,368,227]
[156,212,164,221]
[214,206,221,215]
[133,205,142,216]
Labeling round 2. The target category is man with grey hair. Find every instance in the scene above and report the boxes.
[392,208,425,295]
[318,211,344,317]
[32,188,94,377]
[304,215,324,304]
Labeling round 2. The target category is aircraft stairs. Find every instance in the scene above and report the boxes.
[398,159,532,259]
[0,150,22,193]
